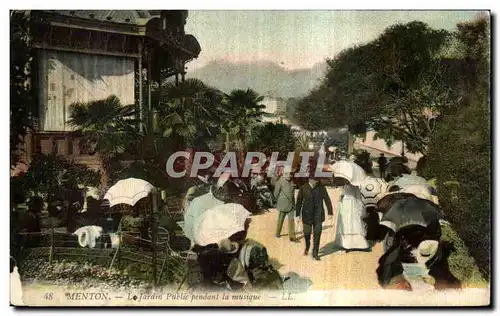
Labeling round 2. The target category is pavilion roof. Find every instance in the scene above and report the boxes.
[39,10,154,25]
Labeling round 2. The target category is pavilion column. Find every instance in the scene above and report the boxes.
[181,61,186,82]
[138,40,144,134]
[147,49,152,130]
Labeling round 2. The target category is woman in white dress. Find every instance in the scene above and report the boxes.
[334,183,371,251]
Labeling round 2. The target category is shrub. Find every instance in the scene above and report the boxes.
[440,223,488,287]
[425,94,490,279]
[17,153,101,200]
[248,123,298,159]
[424,17,491,279]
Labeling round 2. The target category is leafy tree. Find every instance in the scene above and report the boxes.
[67,95,139,187]
[295,21,462,154]
[248,123,297,159]
[425,17,491,278]
[10,10,35,167]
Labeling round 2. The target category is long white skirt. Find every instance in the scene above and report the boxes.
[335,195,370,250]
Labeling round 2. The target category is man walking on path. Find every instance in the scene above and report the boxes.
[377,153,387,179]
[296,176,333,261]
[274,172,297,242]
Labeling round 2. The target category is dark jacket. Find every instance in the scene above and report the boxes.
[377,156,388,170]
[295,183,333,225]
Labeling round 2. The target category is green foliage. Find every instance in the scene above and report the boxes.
[426,97,490,278]
[68,95,139,156]
[295,134,312,151]
[295,21,463,154]
[294,83,347,131]
[120,215,145,232]
[10,10,35,166]
[154,78,226,148]
[248,123,297,158]
[425,17,490,278]
[223,88,267,151]
[14,153,100,200]
[440,223,488,286]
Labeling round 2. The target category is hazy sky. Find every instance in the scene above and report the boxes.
[185,10,485,71]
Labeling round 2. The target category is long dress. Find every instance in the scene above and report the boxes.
[334,184,370,250]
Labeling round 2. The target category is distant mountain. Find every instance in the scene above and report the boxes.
[186,60,327,98]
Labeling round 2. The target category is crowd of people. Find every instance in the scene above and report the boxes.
[185,153,461,292]
[11,150,461,293]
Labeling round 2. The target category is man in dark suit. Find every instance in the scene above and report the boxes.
[296,176,333,261]
[377,153,388,179]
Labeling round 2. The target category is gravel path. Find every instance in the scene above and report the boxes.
[247,187,384,290]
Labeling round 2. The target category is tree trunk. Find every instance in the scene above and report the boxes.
[225,131,230,153]
[347,131,355,154]
[100,160,109,190]
[99,155,110,190]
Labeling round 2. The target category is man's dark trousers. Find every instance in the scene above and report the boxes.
[303,222,322,256]
[379,168,386,179]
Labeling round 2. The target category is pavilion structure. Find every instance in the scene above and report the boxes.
[19,10,201,170]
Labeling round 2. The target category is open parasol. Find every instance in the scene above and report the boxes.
[103,178,155,208]
[192,203,251,246]
[183,190,225,242]
[359,176,389,208]
[380,196,442,233]
[331,160,367,187]
[391,174,428,189]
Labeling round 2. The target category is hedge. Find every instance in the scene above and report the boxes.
[425,91,491,279]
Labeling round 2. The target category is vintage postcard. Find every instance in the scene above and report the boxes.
[9,9,491,307]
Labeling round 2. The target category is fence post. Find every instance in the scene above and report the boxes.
[49,222,54,265]
[151,190,159,286]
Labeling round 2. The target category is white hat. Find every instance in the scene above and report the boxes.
[217,172,232,188]
[197,175,209,184]
[413,240,440,264]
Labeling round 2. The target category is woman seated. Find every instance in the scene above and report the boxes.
[192,219,283,291]
[376,225,460,291]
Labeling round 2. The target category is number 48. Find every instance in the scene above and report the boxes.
[44,293,53,300]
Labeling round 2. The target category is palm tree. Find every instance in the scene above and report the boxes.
[68,95,139,187]
[224,89,266,157]
[296,134,312,151]
[154,78,227,149]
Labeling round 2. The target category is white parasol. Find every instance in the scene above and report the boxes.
[183,190,225,242]
[103,178,155,207]
[331,160,367,187]
[359,176,389,208]
[391,174,428,189]
[192,203,251,246]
